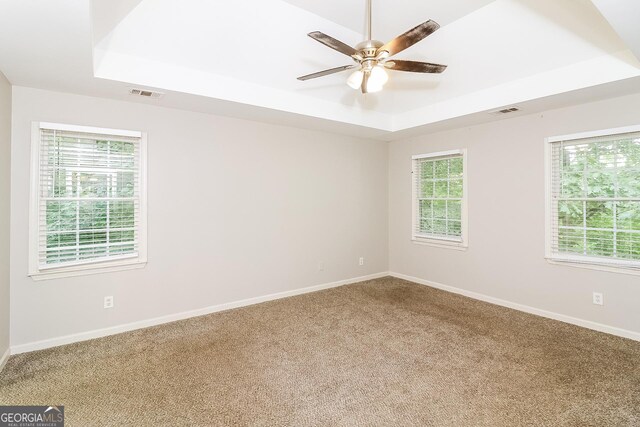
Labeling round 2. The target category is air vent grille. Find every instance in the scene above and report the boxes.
[129,88,164,99]
[490,106,520,115]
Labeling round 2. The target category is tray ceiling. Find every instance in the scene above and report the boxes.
[1,0,639,138]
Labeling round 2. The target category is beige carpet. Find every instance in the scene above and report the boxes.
[1,277,639,426]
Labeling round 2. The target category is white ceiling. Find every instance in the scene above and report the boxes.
[590,0,640,60]
[281,0,495,43]
[1,0,639,139]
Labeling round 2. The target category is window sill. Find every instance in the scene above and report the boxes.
[546,258,640,276]
[29,259,146,281]
[412,238,468,251]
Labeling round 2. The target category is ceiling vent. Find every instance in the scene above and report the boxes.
[490,106,520,115]
[128,88,164,99]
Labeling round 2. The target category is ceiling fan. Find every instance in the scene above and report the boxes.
[297,0,447,94]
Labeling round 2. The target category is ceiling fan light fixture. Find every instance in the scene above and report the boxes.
[369,65,388,87]
[347,70,364,89]
[365,74,383,93]
[365,81,383,93]
[297,0,447,94]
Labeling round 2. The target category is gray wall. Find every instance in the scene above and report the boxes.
[389,93,640,335]
[9,84,640,350]
[10,86,389,347]
[0,72,10,359]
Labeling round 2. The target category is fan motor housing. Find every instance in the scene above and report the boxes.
[356,40,384,58]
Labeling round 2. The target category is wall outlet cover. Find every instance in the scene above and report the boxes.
[592,292,603,306]
[104,296,114,309]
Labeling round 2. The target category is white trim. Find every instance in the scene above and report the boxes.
[389,272,640,342]
[138,131,148,265]
[546,259,640,276]
[411,239,468,251]
[546,124,640,143]
[411,149,468,248]
[544,135,553,261]
[30,260,146,281]
[39,122,142,138]
[0,348,9,373]
[412,149,463,160]
[413,235,462,243]
[10,272,389,354]
[28,122,148,280]
[28,123,41,278]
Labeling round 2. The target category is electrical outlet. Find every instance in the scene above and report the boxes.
[318,261,324,271]
[592,292,603,306]
[359,257,364,266]
[104,296,114,309]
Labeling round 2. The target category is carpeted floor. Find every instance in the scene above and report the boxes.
[1,277,639,426]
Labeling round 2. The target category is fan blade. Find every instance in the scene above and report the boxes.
[377,20,440,57]
[297,65,356,81]
[384,60,447,73]
[308,31,357,57]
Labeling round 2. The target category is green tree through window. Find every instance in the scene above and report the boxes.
[413,152,465,242]
[551,133,640,265]
[40,129,140,266]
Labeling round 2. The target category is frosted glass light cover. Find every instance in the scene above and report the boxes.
[347,70,364,89]
[369,66,388,87]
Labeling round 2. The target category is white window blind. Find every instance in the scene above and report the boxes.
[548,130,640,270]
[412,150,466,245]
[30,123,147,278]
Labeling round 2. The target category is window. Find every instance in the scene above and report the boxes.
[546,126,640,273]
[29,122,147,280]
[412,150,467,248]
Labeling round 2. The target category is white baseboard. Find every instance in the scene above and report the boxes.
[389,272,640,342]
[11,272,389,355]
[0,347,9,373]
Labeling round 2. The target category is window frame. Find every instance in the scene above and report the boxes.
[28,122,148,280]
[544,124,640,275]
[411,149,468,250]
